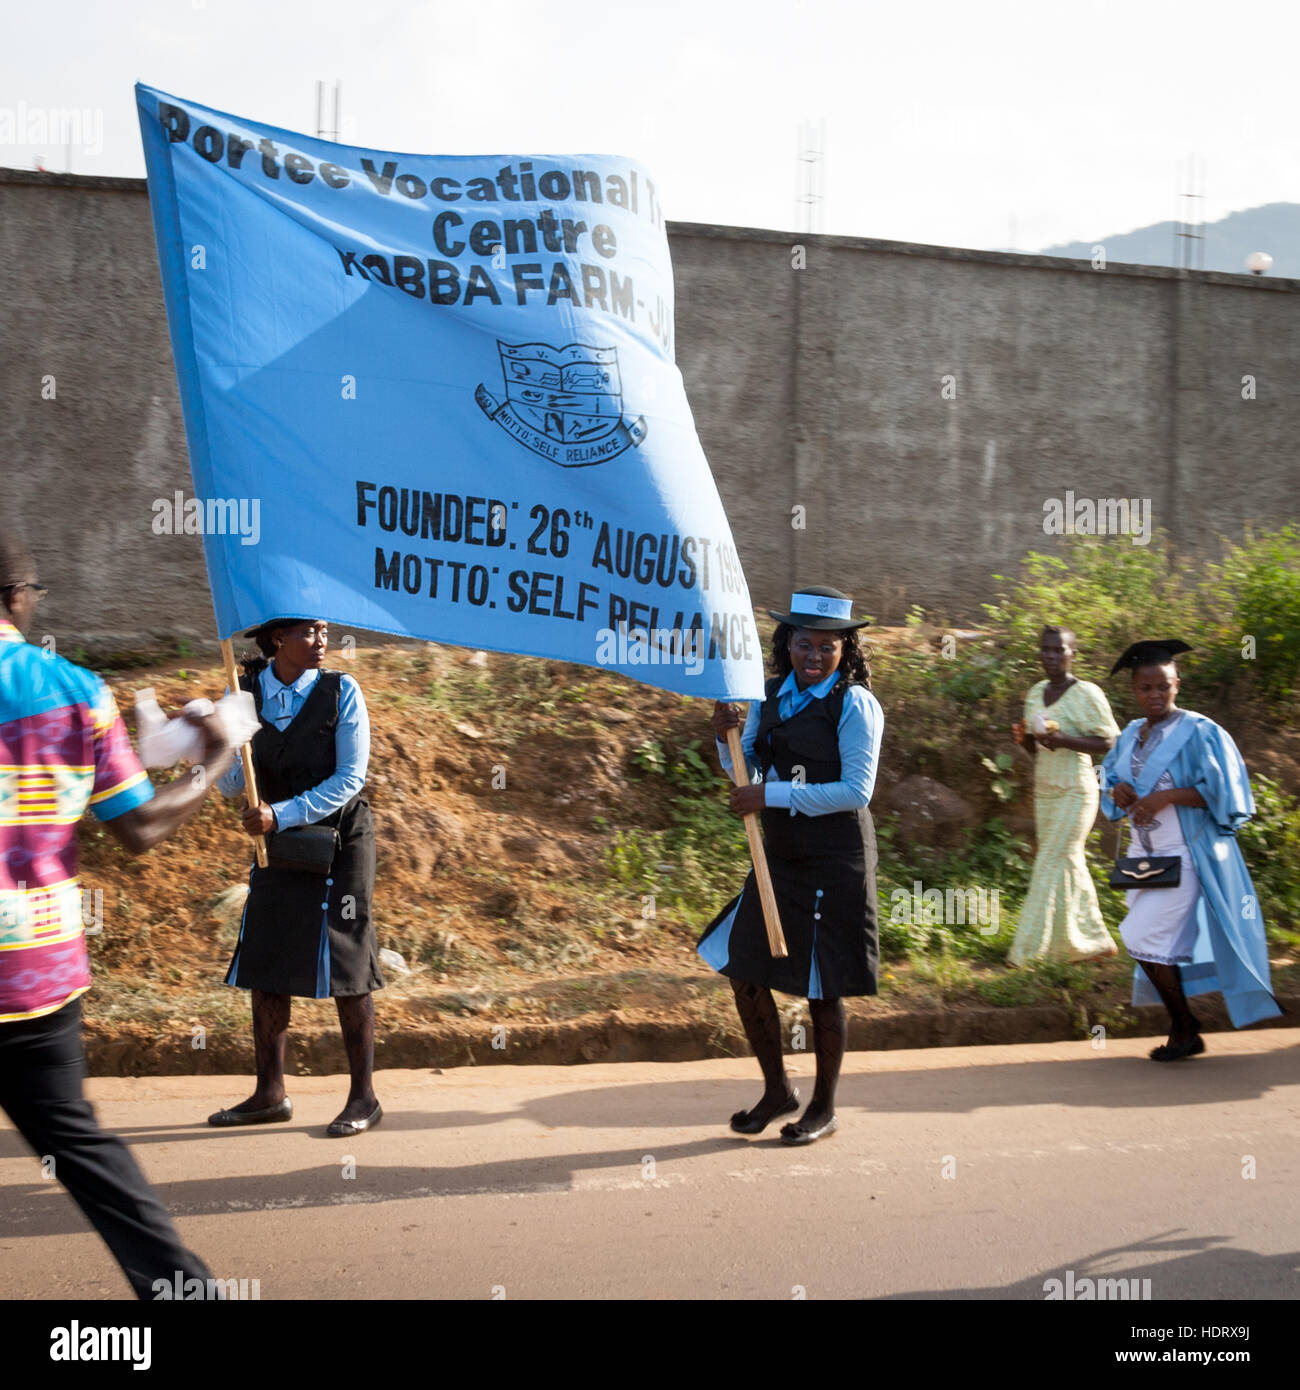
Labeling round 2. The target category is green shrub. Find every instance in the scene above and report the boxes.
[598,738,749,928]
[977,527,1300,713]
[1237,775,1300,941]
[1210,526,1300,702]
[975,971,1042,1007]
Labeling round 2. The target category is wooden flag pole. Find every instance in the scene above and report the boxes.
[725,724,788,959]
[220,638,268,868]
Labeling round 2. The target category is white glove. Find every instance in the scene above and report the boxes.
[135,688,260,768]
[215,689,261,749]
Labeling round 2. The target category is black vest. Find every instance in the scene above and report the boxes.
[754,675,871,860]
[755,675,851,783]
[241,669,359,822]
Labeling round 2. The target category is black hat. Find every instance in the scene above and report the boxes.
[767,585,870,632]
[243,616,319,642]
[1109,639,1192,676]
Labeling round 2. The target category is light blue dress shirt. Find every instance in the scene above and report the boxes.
[219,666,370,830]
[716,670,883,815]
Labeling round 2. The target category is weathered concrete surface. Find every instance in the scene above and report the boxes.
[3,169,1299,647]
[1,1030,1296,1300]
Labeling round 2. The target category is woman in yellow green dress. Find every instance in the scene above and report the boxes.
[1009,626,1120,964]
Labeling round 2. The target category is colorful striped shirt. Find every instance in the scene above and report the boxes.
[0,620,155,1021]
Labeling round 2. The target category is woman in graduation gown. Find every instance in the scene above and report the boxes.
[208,617,385,1135]
[699,586,884,1145]
[1099,639,1282,1059]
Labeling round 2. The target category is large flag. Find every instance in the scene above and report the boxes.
[136,84,764,700]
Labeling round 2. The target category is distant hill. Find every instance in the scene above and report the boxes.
[1037,202,1298,278]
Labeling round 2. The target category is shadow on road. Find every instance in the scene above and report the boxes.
[0,1136,743,1237]
[882,1229,1300,1300]
[2,1039,1295,1165]
[516,1043,1300,1129]
[2,1038,1296,1246]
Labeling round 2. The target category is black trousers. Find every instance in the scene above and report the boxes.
[0,998,212,1300]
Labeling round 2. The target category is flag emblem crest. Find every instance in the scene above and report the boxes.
[476,341,647,467]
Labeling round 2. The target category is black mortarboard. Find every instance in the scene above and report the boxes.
[1108,639,1192,676]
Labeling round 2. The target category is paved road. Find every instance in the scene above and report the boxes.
[2,1030,1297,1300]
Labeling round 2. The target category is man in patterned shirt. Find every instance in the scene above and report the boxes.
[0,532,236,1298]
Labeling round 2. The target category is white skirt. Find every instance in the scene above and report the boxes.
[1117,816,1201,965]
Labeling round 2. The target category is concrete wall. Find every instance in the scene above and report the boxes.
[0,172,211,651]
[672,222,1300,622]
[2,169,1297,650]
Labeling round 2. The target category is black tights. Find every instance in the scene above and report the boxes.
[730,980,846,1129]
[731,979,786,1104]
[234,990,376,1120]
[246,990,290,1107]
[1138,961,1200,1043]
[334,993,377,1116]
[806,997,846,1128]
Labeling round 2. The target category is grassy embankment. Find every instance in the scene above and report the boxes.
[76,528,1300,1055]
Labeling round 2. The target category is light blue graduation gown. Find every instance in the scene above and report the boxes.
[1099,710,1282,1028]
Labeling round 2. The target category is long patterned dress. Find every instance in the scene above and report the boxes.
[1009,679,1120,964]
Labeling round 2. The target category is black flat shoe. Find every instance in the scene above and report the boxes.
[326,1102,382,1138]
[780,1114,839,1146]
[207,1098,293,1127]
[1149,1035,1206,1062]
[730,1089,799,1135]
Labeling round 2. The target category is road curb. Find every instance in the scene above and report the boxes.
[81,993,1299,1076]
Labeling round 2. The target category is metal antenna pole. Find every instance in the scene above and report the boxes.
[315,80,342,141]
[796,118,826,234]
[1175,151,1204,270]
[1172,156,1182,267]
[1199,157,1208,270]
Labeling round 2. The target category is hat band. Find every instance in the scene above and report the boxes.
[789,592,852,620]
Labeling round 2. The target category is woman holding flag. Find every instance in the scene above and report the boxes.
[699,586,883,1145]
[208,617,385,1137]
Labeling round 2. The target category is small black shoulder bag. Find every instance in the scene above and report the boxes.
[265,824,340,875]
[1107,815,1180,890]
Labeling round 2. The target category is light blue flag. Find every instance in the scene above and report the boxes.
[135,84,764,700]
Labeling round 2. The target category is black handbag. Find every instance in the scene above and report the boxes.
[1107,816,1180,890]
[265,824,340,875]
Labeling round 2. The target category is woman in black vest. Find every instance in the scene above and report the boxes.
[207,617,384,1137]
[699,587,883,1145]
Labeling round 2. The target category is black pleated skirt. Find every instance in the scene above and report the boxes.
[225,799,383,998]
[698,806,878,999]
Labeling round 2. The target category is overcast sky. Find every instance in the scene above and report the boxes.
[3,0,1297,252]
